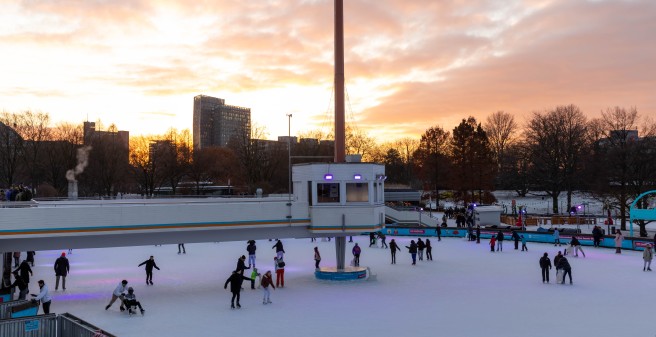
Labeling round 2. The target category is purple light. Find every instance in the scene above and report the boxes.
[354,174,362,180]
[324,174,333,180]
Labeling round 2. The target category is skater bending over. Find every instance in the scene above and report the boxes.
[122,287,145,314]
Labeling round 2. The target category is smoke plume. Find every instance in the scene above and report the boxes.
[66,145,93,182]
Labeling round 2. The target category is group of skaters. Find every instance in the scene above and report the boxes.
[360,234,434,266]
[223,239,287,309]
[489,230,528,252]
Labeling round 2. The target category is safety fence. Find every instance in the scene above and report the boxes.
[0,311,116,337]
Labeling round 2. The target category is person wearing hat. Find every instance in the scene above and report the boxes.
[54,252,70,291]
[224,271,252,309]
[643,244,653,271]
[31,280,52,314]
[236,255,250,276]
[11,272,29,300]
[138,256,160,285]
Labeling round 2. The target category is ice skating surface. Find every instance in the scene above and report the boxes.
[28,236,652,337]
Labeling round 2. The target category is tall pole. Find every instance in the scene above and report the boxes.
[334,0,347,270]
[287,114,292,203]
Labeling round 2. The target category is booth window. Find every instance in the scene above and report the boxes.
[346,183,368,202]
[317,183,340,203]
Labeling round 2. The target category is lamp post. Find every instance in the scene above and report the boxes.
[286,114,292,202]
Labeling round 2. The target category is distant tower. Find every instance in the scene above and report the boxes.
[193,95,251,149]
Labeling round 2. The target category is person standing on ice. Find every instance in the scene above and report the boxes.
[643,244,653,271]
[557,255,572,284]
[553,228,561,246]
[476,225,481,244]
[247,240,257,267]
[105,280,128,311]
[31,280,52,314]
[512,230,520,250]
[54,252,70,291]
[389,239,400,264]
[272,240,285,259]
[236,255,250,276]
[224,271,252,309]
[539,252,552,283]
[352,243,361,266]
[496,231,504,252]
[314,247,321,269]
[570,236,585,257]
[417,238,425,261]
[138,256,160,285]
[425,239,433,261]
[489,236,496,252]
[406,240,418,265]
[614,230,624,254]
[274,257,285,288]
[521,235,528,251]
[261,270,275,304]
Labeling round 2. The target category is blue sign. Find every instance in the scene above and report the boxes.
[25,320,39,332]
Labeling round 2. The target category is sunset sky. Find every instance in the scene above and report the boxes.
[1,0,654,142]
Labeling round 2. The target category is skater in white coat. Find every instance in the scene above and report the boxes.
[643,244,653,271]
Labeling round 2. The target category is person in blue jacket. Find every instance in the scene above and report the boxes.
[406,240,418,265]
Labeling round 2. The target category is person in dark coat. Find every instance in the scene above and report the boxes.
[246,240,257,267]
[11,272,29,300]
[389,239,400,264]
[369,232,376,247]
[476,225,481,244]
[138,256,160,285]
[236,255,250,276]
[425,239,433,261]
[417,238,425,261]
[436,226,442,241]
[26,251,35,266]
[496,231,505,252]
[512,230,520,250]
[272,240,285,259]
[406,240,418,265]
[352,243,361,266]
[13,260,33,284]
[224,271,252,309]
[539,252,552,283]
[557,255,572,284]
[54,252,70,291]
[592,226,603,247]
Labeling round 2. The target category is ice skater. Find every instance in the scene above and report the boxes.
[250,267,261,289]
[512,230,520,250]
[643,244,653,271]
[138,256,160,285]
[314,247,321,269]
[406,240,417,265]
[570,236,585,257]
[378,232,388,249]
[247,240,257,267]
[553,228,561,246]
[31,280,52,314]
[105,280,128,311]
[274,257,285,287]
[352,243,361,267]
[54,252,70,291]
[11,272,29,300]
[521,235,528,251]
[224,271,252,309]
[539,253,552,283]
[557,255,572,284]
[390,239,400,264]
[490,236,496,252]
[261,270,275,304]
[615,230,624,254]
[272,240,285,259]
[426,239,433,261]
[496,231,504,251]
[177,243,186,254]
[417,238,425,261]
[122,287,145,315]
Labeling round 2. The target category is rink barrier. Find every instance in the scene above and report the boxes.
[0,286,14,303]
[380,226,647,251]
[58,312,117,337]
[0,299,36,319]
[0,314,57,337]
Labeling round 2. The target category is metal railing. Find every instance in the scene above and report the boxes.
[58,313,117,337]
[0,313,57,337]
[0,299,29,319]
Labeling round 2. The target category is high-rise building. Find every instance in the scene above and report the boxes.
[83,121,129,149]
[193,95,251,149]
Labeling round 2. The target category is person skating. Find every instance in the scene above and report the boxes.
[554,251,564,283]
[592,226,603,247]
[13,251,20,267]
[643,244,653,271]
[138,256,160,285]
[570,236,585,257]
[369,232,376,247]
[553,228,561,246]
[105,280,128,311]
[436,225,442,241]
[26,251,35,266]
[496,231,504,252]
[539,253,552,283]
[54,252,70,291]
[123,287,145,315]
[247,240,257,267]
[512,230,520,250]
[406,240,418,265]
[11,272,29,300]
[490,236,496,252]
[614,230,624,254]
[352,243,361,267]
[272,240,285,259]
[224,271,252,309]
[14,258,33,285]
[314,247,321,269]
[425,239,433,261]
[557,255,573,284]
[379,232,388,249]
[274,257,285,288]
[250,267,262,289]
[476,225,481,244]
[417,238,425,261]
[31,280,52,314]
[261,270,275,304]
[236,255,250,276]
[521,235,528,251]
[177,243,186,254]
[390,239,400,264]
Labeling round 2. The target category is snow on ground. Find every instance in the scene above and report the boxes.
[23,236,654,337]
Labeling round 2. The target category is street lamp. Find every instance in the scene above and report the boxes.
[286,114,292,203]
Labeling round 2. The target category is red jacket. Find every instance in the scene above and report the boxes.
[261,274,275,289]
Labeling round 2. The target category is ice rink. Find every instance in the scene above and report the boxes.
[19,234,654,337]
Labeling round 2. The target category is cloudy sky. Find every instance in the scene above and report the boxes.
[1,0,654,142]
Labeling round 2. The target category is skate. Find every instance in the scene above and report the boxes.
[267,300,272,304]
[140,309,145,315]
[236,303,241,309]
[231,304,235,309]
[105,305,110,310]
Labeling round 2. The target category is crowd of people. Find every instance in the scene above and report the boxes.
[1,184,33,202]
